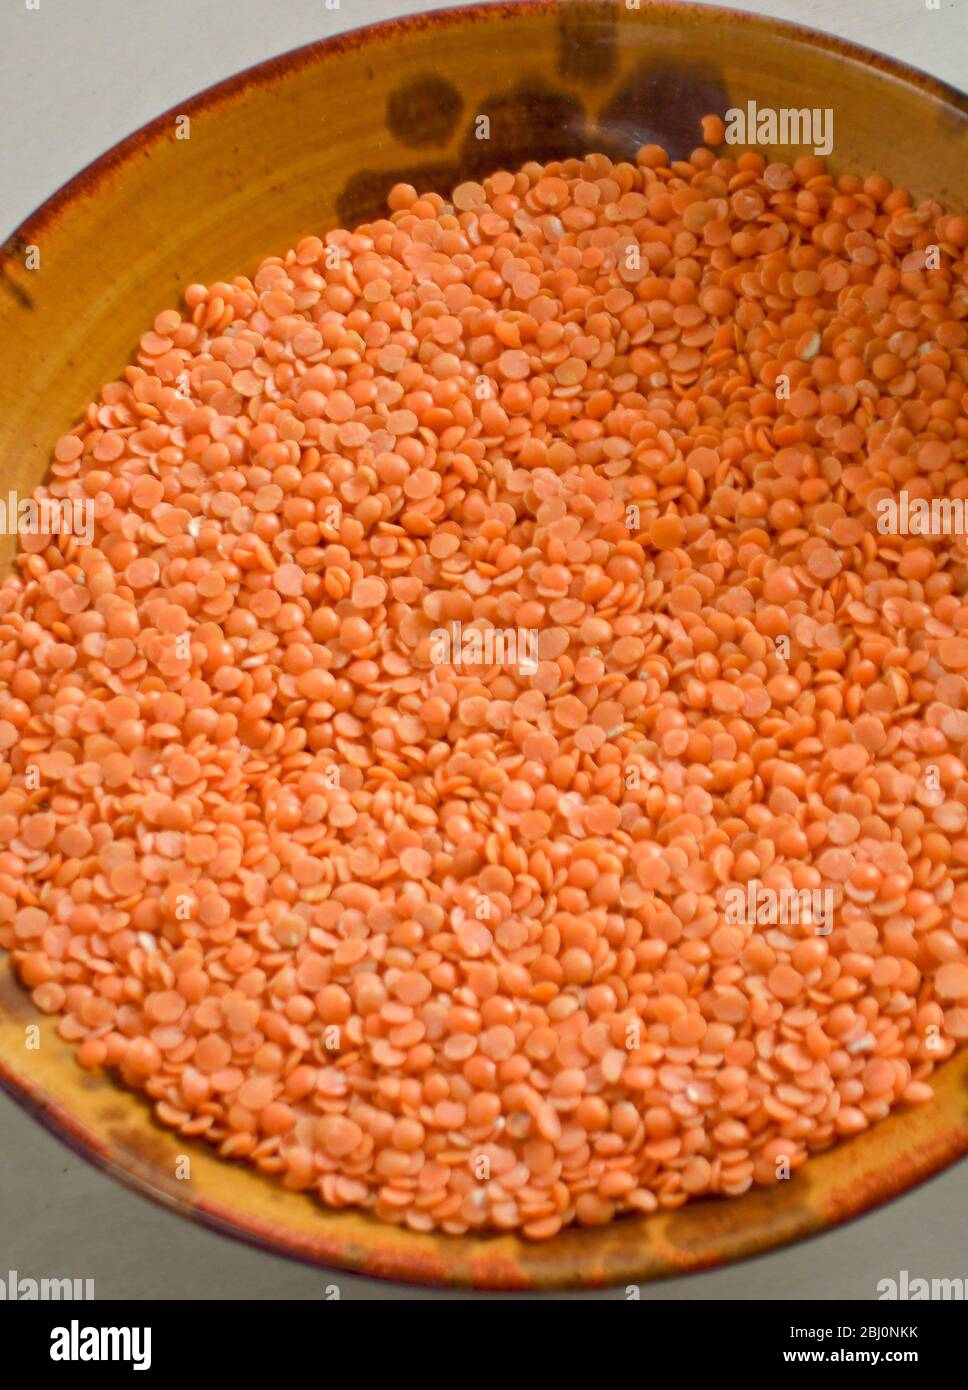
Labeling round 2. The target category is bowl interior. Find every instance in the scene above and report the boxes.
[1,0,967,1289]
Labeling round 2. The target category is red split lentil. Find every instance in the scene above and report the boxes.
[3,132,968,1241]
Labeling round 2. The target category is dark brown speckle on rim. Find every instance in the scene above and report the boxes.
[386,73,464,148]
[557,1,619,86]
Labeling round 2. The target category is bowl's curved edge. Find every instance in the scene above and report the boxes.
[3,0,968,256]
[4,1037,968,1293]
[0,1050,520,1292]
[2,0,968,1293]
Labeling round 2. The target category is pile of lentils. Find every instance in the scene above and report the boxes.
[2,130,968,1239]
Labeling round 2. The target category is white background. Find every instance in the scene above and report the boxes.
[1,0,967,1300]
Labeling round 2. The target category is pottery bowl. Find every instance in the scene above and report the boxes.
[1,1,967,1289]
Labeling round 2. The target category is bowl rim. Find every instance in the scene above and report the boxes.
[4,0,967,251]
[2,0,968,1293]
[4,1040,968,1293]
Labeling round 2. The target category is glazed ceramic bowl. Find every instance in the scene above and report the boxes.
[2,1,967,1290]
